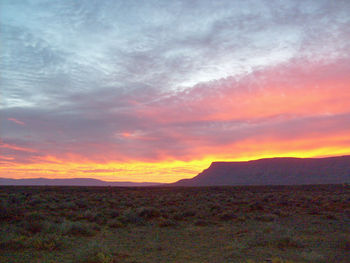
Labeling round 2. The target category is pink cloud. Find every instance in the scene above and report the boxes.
[2,57,350,168]
[0,142,37,153]
[8,118,25,126]
[137,58,350,125]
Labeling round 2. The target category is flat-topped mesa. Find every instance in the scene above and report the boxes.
[172,155,350,186]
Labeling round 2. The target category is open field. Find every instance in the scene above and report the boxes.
[0,185,349,263]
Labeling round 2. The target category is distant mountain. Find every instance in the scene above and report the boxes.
[172,155,350,186]
[0,177,162,187]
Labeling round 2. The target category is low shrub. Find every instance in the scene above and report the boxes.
[219,211,237,221]
[45,221,62,234]
[254,213,278,222]
[194,219,210,226]
[245,258,298,263]
[137,207,161,219]
[75,200,88,209]
[334,234,350,250]
[172,209,196,221]
[22,220,46,234]
[172,213,184,221]
[249,230,304,250]
[29,234,64,251]
[249,201,264,211]
[61,221,95,236]
[0,234,27,250]
[106,209,120,218]
[119,209,145,225]
[28,197,43,206]
[0,201,23,221]
[107,219,124,228]
[273,236,304,249]
[158,217,177,227]
[300,251,324,261]
[75,242,114,263]
[182,209,196,217]
[94,212,108,225]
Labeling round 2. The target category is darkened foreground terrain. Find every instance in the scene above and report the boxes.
[0,185,349,263]
[174,155,350,186]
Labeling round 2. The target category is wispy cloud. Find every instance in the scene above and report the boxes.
[7,118,25,126]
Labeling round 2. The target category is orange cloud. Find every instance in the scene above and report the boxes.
[1,59,350,182]
[1,129,350,183]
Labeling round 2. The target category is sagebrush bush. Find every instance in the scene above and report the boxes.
[250,232,304,249]
[158,217,177,227]
[61,221,95,236]
[181,209,196,218]
[119,209,145,225]
[106,209,120,218]
[0,234,27,250]
[29,234,64,251]
[0,201,10,221]
[0,200,22,221]
[137,207,161,219]
[219,211,237,221]
[334,233,350,250]
[254,213,278,222]
[107,219,124,228]
[22,220,46,234]
[273,236,304,249]
[245,258,298,263]
[25,211,45,221]
[75,241,114,263]
[194,219,211,226]
[44,221,62,234]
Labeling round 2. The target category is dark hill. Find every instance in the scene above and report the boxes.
[173,155,350,186]
[0,177,162,187]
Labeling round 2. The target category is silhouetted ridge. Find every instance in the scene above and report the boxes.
[173,156,350,186]
[0,178,162,187]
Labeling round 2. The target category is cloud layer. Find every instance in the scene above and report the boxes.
[1,0,350,182]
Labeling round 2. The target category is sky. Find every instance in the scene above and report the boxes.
[1,0,350,183]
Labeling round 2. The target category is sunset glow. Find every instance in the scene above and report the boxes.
[1,1,350,182]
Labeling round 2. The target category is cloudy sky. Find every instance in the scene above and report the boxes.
[1,0,350,182]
